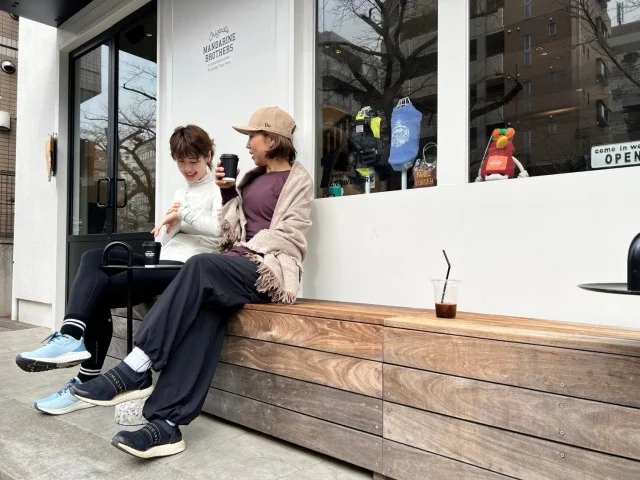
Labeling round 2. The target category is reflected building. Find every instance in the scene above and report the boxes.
[470,0,625,178]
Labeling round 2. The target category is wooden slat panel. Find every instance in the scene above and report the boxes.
[203,388,383,473]
[111,302,154,321]
[111,316,141,340]
[385,328,640,408]
[384,402,640,480]
[102,355,121,371]
[243,299,424,325]
[106,336,127,360]
[382,439,510,480]
[221,336,382,398]
[384,364,640,460]
[212,363,382,435]
[386,315,640,357]
[229,310,383,360]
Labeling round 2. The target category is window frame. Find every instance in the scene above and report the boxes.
[524,34,532,66]
[548,22,557,36]
[524,81,532,113]
[524,0,532,19]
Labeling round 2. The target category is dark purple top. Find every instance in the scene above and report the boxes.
[221,170,290,257]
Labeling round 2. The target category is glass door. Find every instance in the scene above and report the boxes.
[116,12,157,233]
[71,43,112,236]
[67,2,157,294]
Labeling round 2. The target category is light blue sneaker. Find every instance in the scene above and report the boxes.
[34,377,95,415]
[16,332,91,373]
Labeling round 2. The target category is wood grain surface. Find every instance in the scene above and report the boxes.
[386,314,640,357]
[229,310,383,360]
[203,388,383,472]
[384,402,640,480]
[111,316,142,340]
[382,439,511,480]
[384,327,640,408]
[221,336,382,397]
[384,364,640,460]
[211,362,382,435]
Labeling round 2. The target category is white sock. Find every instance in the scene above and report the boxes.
[166,420,176,427]
[123,347,152,373]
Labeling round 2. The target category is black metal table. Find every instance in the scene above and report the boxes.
[578,283,640,296]
[100,242,183,353]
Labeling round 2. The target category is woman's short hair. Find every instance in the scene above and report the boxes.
[170,125,215,165]
[264,132,297,163]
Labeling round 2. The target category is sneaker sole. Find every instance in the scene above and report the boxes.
[73,385,154,407]
[34,400,95,416]
[16,352,91,373]
[112,439,186,459]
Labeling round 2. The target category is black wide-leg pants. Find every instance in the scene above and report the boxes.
[135,253,269,425]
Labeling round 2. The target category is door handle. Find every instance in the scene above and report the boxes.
[116,178,128,208]
[96,178,111,208]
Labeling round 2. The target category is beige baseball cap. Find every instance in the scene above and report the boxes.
[232,106,296,139]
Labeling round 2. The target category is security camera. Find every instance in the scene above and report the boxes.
[1,61,15,74]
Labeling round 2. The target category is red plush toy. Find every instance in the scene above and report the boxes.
[475,128,529,182]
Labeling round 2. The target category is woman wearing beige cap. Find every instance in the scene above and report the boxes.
[72,107,313,459]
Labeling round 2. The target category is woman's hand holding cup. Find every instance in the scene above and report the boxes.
[215,161,239,189]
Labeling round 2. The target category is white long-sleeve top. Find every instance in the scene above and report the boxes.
[158,173,222,262]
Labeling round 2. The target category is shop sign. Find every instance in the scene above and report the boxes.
[591,140,640,169]
[202,25,237,73]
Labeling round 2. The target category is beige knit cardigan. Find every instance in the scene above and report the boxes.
[218,161,313,304]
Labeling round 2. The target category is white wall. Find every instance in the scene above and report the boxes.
[13,19,59,326]
[156,0,293,217]
[305,169,640,328]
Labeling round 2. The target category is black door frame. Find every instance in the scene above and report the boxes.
[66,1,157,297]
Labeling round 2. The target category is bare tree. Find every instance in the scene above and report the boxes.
[319,0,521,134]
[81,61,156,229]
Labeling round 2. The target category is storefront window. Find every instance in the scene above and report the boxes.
[316,0,438,197]
[470,0,640,181]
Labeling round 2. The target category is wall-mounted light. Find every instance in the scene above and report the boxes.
[335,49,342,54]
[145,32,153,37]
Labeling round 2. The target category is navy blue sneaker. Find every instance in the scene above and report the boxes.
[70,362,153,407]
[112,420,186,459]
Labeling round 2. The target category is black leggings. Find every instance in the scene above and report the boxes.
[64,248,182,375]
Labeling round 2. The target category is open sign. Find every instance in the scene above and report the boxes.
[591,141,640,169]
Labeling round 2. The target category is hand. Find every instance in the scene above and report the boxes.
[151,211,180,238]
[166,201,181,215]
[215,161,239,189]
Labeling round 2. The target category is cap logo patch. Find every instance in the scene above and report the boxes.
[264,123,271,127]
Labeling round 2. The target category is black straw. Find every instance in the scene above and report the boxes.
[441,249,451,303]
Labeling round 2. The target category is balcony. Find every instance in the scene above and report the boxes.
[470,8,504,37]
[470,53,504,82]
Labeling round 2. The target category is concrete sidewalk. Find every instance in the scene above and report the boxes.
[0,328,371,480]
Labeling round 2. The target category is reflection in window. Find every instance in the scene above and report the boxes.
[116,11,157,233]
[316,0,438,197]
[469,0,640,180]
[523,35,532,66]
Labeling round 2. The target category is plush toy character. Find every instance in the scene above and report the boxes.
[475,128,529,182]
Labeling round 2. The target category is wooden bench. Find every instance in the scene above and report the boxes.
[108,300,640,479]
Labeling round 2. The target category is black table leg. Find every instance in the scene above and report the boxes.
[127,268,133,354]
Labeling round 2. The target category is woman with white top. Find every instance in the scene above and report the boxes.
[15,125,222,416]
